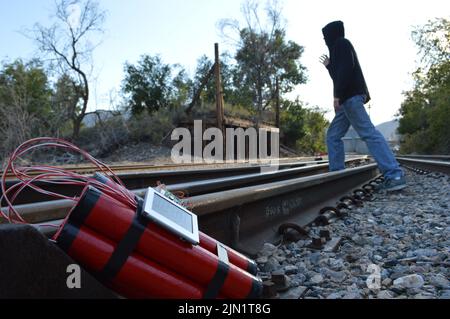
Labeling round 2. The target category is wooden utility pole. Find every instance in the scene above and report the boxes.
[214,43,225,132]
[275,76,280,128]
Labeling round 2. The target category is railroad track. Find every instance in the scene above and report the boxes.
[33,163,379,256]
[3,156,368,205]
[397,154,450,162]
[1,155,332,178]
[3,156,378,255]
[4,157,369,205]
[397,156,450,175]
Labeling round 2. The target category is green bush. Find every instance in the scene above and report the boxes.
[398,18,450,154]
[127,108,176,144]
[224,103,255,120]
[76,116,129,157]
[280,100,328,155]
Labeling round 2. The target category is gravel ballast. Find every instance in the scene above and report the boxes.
[256,169,450,299]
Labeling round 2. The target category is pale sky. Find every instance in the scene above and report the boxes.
[0,0,449,125]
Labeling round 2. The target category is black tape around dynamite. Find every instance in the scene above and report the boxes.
[56,186,101,252]
[247,278,263,299]
[247,260,258,275]
[98,198,148,281]
[203,259,229,299]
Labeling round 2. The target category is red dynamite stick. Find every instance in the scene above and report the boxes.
[62,224,205,299]
[92,173,258,275]
[66,186,261,298]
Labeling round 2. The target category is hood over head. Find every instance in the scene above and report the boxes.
[322,21,345,48]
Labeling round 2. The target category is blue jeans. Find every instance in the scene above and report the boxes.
[326,94,403,180]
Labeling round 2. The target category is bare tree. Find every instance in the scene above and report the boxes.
[218,0,283,45]
[31,0,106,139]
[0,104,38,157]
[217,0,306,125]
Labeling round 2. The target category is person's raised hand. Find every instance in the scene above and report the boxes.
[319,55,330,67]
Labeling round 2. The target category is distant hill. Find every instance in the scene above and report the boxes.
[376,120,400,142]
[344,126,359,138]
[344,120,400,141]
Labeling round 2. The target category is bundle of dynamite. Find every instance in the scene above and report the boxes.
[1,138,262,299]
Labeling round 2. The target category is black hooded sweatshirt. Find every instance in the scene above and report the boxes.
[322,21,371,104]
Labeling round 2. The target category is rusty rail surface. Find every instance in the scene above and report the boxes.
[397,157,450,175]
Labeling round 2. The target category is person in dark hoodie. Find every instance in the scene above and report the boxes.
[320,20,406,191]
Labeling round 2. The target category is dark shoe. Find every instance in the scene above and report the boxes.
[375,176,407,192]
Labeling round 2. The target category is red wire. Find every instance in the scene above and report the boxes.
[1,137,137,226]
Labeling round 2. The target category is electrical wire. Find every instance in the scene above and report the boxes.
[1,137,137,226]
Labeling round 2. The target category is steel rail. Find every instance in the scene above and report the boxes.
[397,157,450,175]
[397,154,450,162]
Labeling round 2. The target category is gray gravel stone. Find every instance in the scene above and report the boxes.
[342,291,362,299]
[377,290,394,299]
[309,252,321,265]
[393,274,425,289]
[260,243,277,257]
[310,274,324,284]
[372,236,384,246]
[274,255,286,263]
[328,258,345,270]
[296,240,307,247]
[430,274,449,289]
[256,256,268,264]
[373,208,383,216]
[323,269,347,283]
[382,278,392,287]
[279,286,308,299]
[261,257,280,272]
[439,290,450,299]
[410,248,438,258]
[290,274,306,286]
[352,235,367,246]
[326,292,344,299]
